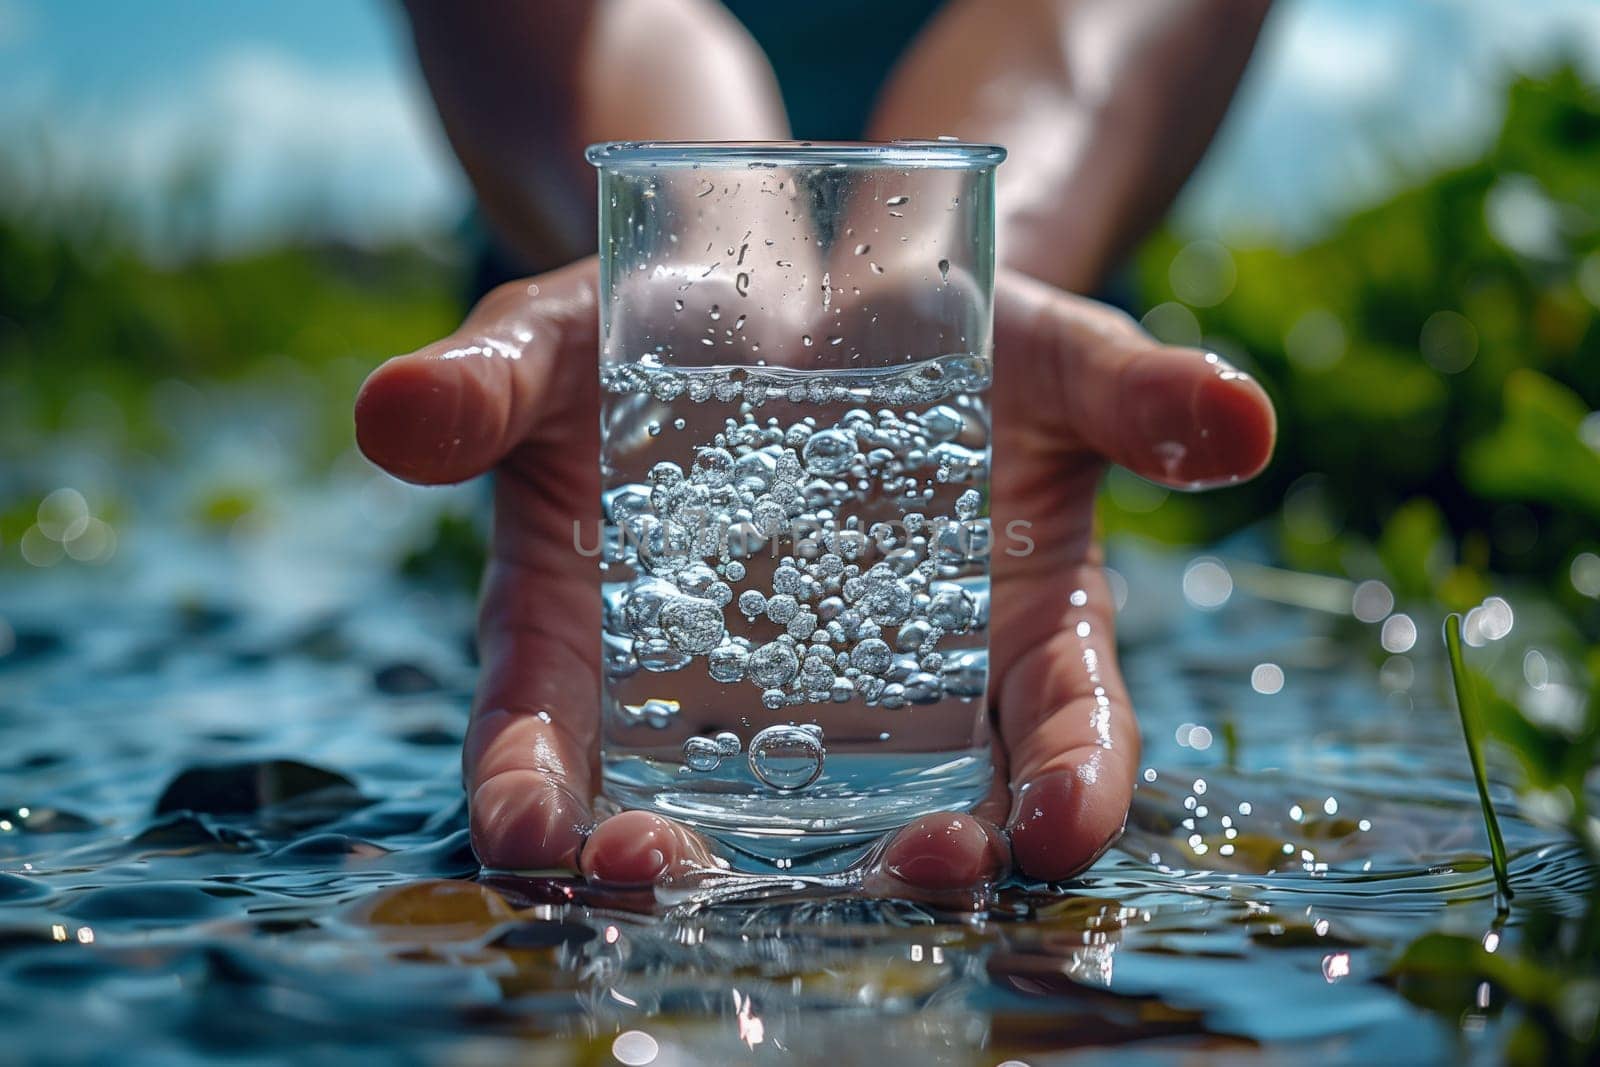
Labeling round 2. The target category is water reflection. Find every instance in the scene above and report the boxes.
[0,472,1586,1062]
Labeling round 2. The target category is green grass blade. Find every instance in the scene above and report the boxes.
[1442,613,1515,907]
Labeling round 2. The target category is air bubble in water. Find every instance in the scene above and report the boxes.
[748,641,800,687]
[802,428,857,475]
[708,641,750,682]
[715,731,742,756]
[659,596,725,654]
[692,447,735,487]
[850,636,893,675]
[683,735,722,771]
[748,723,825,790]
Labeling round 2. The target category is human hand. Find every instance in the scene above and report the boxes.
[354,257,1274,894]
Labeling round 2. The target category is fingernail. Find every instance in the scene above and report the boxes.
[469,772,590,872]
[1174,371,1273,491]
[583,815,674,885]
[882,815,999,890]
[1007,770,1085,880]
[588,840,668,885]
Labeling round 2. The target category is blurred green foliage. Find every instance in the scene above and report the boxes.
[0,157,463,467]
[1112,63,1600,630]
[1116,65,1600,1061]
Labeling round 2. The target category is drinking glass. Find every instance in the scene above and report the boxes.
[588,140,1005,872]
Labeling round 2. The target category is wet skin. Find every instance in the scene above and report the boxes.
[355,257,1275,898]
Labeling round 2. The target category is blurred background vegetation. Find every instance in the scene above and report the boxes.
[1,5,1598,1061]
[1112,64,1600,630]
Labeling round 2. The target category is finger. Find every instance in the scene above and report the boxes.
[871,811,1010,895]
[354,258,598,485]
[580,810,725,886]
[463,467,602,872]
[996,564,1139,881]
[463,701,594,872]
[995,269,1276,490]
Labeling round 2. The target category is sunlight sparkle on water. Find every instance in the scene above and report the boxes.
[1182,557,1233,609]
[1351,579,1394,623]
[1572,552,1600,597]
[1251,663,1285,695]
[612,1030,659,1065]
[1380,614,1417,653]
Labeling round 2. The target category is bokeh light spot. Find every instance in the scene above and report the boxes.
[1182,557,1233,610]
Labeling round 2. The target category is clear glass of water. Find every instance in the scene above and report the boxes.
[587,141,1005,873]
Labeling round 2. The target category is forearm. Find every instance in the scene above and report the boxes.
[403,0,789,269]
[867,0,1273,293]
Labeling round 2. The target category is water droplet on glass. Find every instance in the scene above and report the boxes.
[748,724,825,790]
[854,243,871,255]
[885,195,909,206]
[736,272,750,297]
[938,259,950,282]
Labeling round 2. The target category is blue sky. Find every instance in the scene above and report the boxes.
[1,0,1597,250]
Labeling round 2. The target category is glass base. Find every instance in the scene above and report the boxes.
[601,748,993,874]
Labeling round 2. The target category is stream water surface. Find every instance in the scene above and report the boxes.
[0,430,1588,1065]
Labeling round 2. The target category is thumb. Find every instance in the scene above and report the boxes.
[997,270,1277,490]
[354,257,598,485]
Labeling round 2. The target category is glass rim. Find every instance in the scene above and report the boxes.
[585,139,1006,170]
